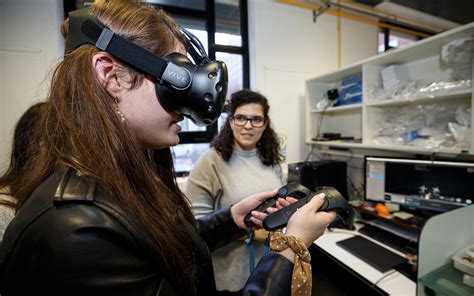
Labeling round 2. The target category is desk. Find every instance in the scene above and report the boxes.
[314,227,416,296]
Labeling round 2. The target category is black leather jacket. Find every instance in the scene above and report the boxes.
[0,166,293,295]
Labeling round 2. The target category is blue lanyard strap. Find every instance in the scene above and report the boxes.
[246,230,272,274]
[245,229,255,274]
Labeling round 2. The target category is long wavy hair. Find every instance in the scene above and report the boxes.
[213,90,283,165]
[14,1,198,294]
[0,102,47,207]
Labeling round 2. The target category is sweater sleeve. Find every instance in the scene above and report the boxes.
[186,150,222,218]
[0,204,15,243]
[277,163,287,184]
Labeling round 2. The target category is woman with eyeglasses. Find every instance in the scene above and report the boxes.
[186,90,286,294]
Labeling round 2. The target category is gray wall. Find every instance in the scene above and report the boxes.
[249,0,378,164]
[0,0,63,171]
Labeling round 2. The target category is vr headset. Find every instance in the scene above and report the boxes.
[65,8,228,126]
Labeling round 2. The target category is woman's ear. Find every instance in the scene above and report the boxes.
[92,52,124,100]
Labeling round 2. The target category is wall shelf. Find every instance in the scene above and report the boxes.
[307,141,470,155]
[311,103,363,114]
[305,22,474,156]
[366,89,471,108]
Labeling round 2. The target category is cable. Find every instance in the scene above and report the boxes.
[321,147,354,162]
[305,145,323,161]
[326,228,360,236]
[371,269,397,292]
[315,102,330,141]
[347,175,364,200]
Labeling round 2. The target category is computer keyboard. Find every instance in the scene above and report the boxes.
[336,235,407,273]
[358,224,418,255]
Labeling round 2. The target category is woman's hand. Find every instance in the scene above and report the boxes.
[284,193,337,247]
[266,196,298,214]
[230,189,278,230]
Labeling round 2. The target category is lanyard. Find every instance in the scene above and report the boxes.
[245,229,271,274]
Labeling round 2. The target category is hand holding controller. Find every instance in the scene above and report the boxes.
[262,187,353,231]
[243,182,311,226]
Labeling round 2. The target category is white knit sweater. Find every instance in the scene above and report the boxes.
[186,148,285,292]
[0,191,15,243]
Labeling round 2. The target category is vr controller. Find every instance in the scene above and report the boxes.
[243,182,311,226]
[262,187,354,231]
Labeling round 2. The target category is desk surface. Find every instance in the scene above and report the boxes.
[314,227,416,296]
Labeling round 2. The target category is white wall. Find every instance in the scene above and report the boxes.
[248,0,378,163]
[0,0,63,172]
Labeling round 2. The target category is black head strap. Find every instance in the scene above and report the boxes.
[65,8,191,89]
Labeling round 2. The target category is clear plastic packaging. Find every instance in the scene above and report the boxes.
[419,80,472,96]
[366,38,472,103]
[371,103,471,149]
[455,106,471,127]
[441,38,473,81]
[367,79,472,103]
[367,80,421,103]
[448,122,470,144]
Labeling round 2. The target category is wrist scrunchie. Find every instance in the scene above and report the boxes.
[270,232,312,296]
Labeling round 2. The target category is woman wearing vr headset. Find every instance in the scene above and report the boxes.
[0,1,335,295]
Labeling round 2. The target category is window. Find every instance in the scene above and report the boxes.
[377,25,428,53]
[64,0,249,175]
[155,0,250,174]
[378,28,418,53]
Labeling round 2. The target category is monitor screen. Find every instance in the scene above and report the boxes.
[365,156,474,212]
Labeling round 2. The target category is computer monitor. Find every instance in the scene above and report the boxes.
[365,156,474,212]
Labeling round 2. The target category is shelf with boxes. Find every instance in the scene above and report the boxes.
[305,22,473,155]
[305,63,364,144]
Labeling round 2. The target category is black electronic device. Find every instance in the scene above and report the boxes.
[336,235,407,273]
[288,161,349,199]
[358,224,418,255]
[244,182,311,226]
[262,187,354,231]
[365,156,474,212]
[322,133,341,140]
[327,88,339,101]
[65,8,228,126]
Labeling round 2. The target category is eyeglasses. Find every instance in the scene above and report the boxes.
[231,114,266,128]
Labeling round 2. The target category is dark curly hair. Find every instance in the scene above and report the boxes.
[212,90,283,166]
